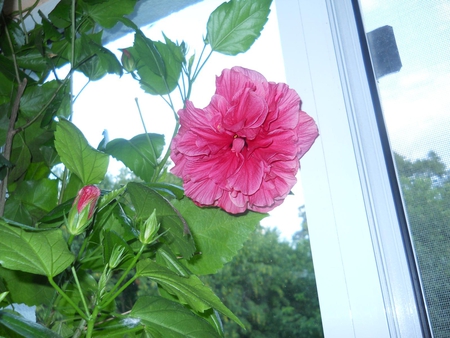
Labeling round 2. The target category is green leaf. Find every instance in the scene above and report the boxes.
[1,20,25,55]
[0,221,74,277]
[130,296,221,337]
[48,0,72,29]
[76,32,123,80]
[9,144,31,182]
[127,183,195,259]
[134,32,166,77]
[0,310,62,338]
[83,0,138,29]
[55,119,109,185]
[105,133,165,183]
[97,185,126,211]
[133,33,184,95]
[0,267,54,306]
[15,49,49,73]
[101,230,133,267]
[173,198,266,275]
[206,0,272,55]
[20,80,60,119]
[137,259,243,328]
[14,179,59,213]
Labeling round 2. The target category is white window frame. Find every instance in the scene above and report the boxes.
[275,0,428,337]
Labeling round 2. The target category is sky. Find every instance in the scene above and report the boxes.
[72,0,305,241]
[359,0,450,166]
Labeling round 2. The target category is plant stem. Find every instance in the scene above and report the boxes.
[85,305,100,338]
[134,98,157,164]
[101,244,146,308]
[72,266,90,315]
[48,276,88,321]
[104,274,139,307]
[17,0,28,44]
[0,78,27,217]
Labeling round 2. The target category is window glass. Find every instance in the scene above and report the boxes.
[360,0,450,336]
[72,1,324,335]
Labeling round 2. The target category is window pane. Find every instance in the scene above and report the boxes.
[360,1,450,336]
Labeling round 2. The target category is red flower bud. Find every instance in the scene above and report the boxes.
[67,185,101,235]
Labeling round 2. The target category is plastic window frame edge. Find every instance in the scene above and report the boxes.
[275,0,426,337]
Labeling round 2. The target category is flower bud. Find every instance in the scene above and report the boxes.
[67,185,101,236]
[108,245,126,269]
[120,48,136,72]
[139,209,160,245]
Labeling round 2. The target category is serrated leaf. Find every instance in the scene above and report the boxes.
[0,221,74,277]
[0,267,54,306]
[0,310,62,338]
[133,33,183,95]
[127,183,195,259]
[136,259,243,328]
[14,179,58,213]
[130,296,220,338]
[134,32,166,77]
[55,119,109,185]
[173,198,266,275]
[101,230,133,266]
[9,143,31,182]
[84,0,138,29]
[15,49,49,73]
[97,185,126,211]
[76,33,122,80]
[20,80,60,119]
[146,182,184,200]
[206,0,272,55]
[48,0,72,29]
[105,133,165,183]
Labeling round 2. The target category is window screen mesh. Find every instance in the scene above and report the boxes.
[360,0,450,336]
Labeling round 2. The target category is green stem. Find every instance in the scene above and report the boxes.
[68,233,76,246]
[69,0,77,121]
[17,0,28,44]
[103,274,139,308]
[86,306,101,338]
[101,244,146,308]
[154,120,180,180]
[48,276,88,321]
[135,98,157,161]
[72,266,90,315]
[1,13,21,82]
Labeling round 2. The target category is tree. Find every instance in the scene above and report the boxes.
[201,216,324,338]
[394,151,450,337]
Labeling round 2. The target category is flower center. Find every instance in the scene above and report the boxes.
[231,136,246,154]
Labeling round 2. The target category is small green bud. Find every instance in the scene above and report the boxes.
[120,48,136,72]
[98,267,112,299]
[139,209,160,245]
[108,245,126,269]
[0,291,9,303]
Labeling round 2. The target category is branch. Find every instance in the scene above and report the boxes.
[0,78,27,216]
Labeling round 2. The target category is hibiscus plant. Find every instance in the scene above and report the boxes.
[0,0,318,337]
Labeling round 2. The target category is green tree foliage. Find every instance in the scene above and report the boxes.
[395,151,450,337]
[201,214,324,338]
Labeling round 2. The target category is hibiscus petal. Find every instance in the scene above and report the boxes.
[227,156,265,195]
[184,178,223,205]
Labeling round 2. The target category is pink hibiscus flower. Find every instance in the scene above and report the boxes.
[171,67,318,214]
